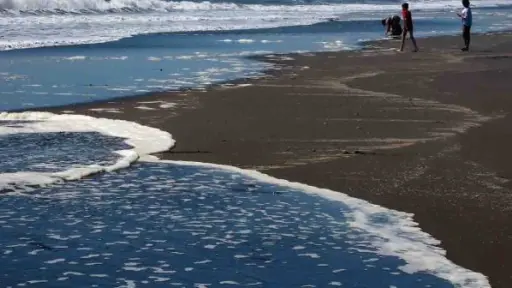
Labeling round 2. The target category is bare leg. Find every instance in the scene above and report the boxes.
[400,30,407,51]
[410,30,418,52]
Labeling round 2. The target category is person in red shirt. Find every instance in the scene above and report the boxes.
[399,2,419,52]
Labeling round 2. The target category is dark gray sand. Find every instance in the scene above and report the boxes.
[46,32,512,288]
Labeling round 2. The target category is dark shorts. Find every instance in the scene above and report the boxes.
[463,25,471,38]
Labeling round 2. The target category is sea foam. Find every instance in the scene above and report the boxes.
[0,112,175,192]
[146,157,491,288]
[0,109,492,287]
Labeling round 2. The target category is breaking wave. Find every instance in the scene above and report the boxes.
[1,0,511,15]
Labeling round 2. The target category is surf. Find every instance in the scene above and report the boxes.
[1,0,510,51]
[1,0,511,15]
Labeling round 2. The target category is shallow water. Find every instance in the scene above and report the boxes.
[1,4,512,111]
[0,161,455,288]
[0,130,129,174]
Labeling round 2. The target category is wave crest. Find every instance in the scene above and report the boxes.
[0,0,242,14]
[1,0,511,15]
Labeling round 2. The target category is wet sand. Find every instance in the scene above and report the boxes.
[45,32,512,287]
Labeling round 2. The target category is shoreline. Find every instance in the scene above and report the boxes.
[11,31,512,287]
[9,29,508,114]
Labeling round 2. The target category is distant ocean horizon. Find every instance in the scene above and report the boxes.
[0,0,509,287]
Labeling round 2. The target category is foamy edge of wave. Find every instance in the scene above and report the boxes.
[0,111,175,192]
[0,110,491,287]
[142,156,491,288]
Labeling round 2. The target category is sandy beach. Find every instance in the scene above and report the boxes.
[44,32,512,287]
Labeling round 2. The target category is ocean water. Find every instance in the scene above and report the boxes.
[0,0,509,287]
[0,161,460,288]
[1,0,512,110]
[0,114,491,287]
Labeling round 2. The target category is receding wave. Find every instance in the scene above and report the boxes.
[0,0,511,15]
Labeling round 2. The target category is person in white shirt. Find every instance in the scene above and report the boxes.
[457,0,472,51]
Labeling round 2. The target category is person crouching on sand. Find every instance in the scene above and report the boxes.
[382,15,403,37]
[399,2,419,52]
[457,0,472,51]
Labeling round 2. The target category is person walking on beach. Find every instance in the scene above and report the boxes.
[457,0,472,51]
[399,2,419,52]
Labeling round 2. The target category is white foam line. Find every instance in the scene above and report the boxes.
[141,155,491,288]
[237,39,254,43]
[0,112,174,191]
[89,108,122,114]
[0,110,491,287]
[134,105,157,110]
[159,103,176,109]
[63,56,87,61]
